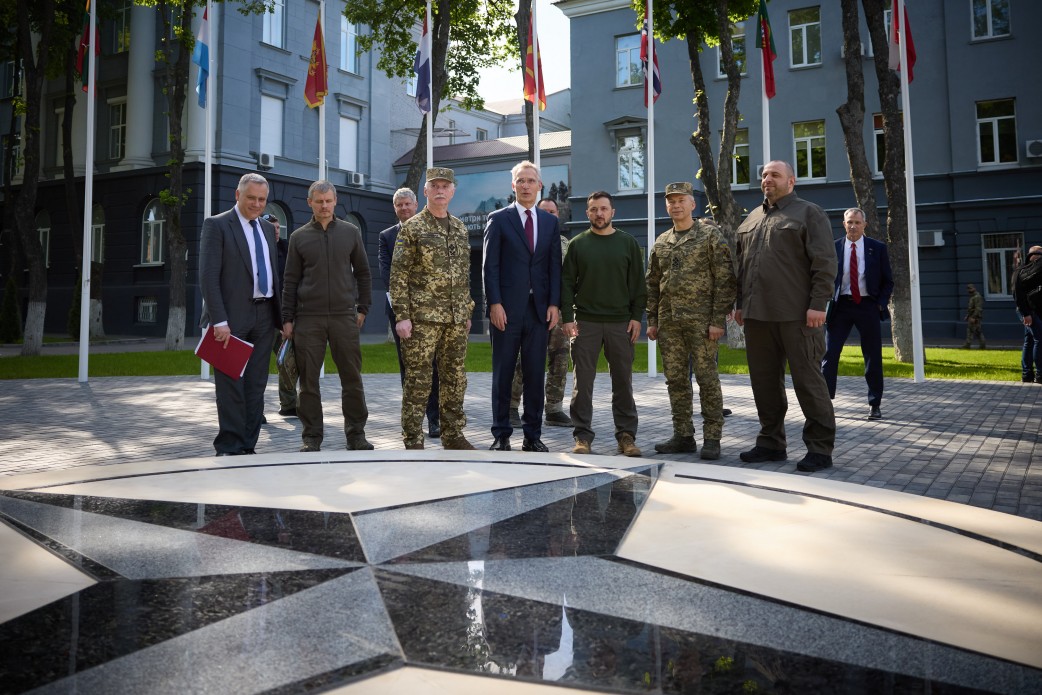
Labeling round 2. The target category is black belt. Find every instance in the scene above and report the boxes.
[251,297,272,304]
[838,294,874,302]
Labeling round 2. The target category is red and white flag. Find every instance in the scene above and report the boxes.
[888,0,916,82]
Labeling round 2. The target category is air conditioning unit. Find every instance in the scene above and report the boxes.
[917,230,944,248]
[346,171,366,187]
[257,152,274,169]
[1025,139,1042,158]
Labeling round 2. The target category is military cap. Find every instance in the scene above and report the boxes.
[426,167,455,184]
[664,182,694,197]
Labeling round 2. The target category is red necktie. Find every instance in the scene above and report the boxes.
[850,243,861,304]
[524,209,534,252]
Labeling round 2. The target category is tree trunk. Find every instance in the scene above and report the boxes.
[405,0,452,193]
[15,0,54,356]
[863,0,913,362]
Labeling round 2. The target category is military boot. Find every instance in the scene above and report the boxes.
[654,434,697,454]
[699,439,721,460]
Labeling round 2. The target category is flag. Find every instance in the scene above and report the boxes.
[76,0,99,93]
[191,6,209,108]
[413,14,432,113]
[523,12,546,110]
[304,15,328,108]
[888,0,916,82]
[757,0,777,98]
[640,5,661,106]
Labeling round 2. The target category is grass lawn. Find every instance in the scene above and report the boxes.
[0,340,1023,381]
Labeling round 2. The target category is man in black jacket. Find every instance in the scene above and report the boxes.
[1013,245,1042,384]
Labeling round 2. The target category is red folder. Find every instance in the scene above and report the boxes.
[195,324,254,379]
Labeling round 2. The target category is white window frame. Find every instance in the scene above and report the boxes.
[793,120,827,180]
[1,60,16,99]
[873,113,885,176]
[91,204,105,264]
[972,0,1010,40]
[262,0,285,48]
[114,0,131,53]
[141,199,165,266]
[981,232,1022,299]
[108,99,127,161]
[475,128,488,142]
[617,133,645,192]
[36,211,51,269]
[789,7,822,68]
[340,17,360,73]
[54,108,64,167]
[339,116,358,172]
[615,34,641,88]
[405,75,417,97]
[718,23,747,78]
[976,98,1017,166]
[729,128,750,187]
[260,94,284,157]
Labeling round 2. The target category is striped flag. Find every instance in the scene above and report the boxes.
[76,0,99,93]
[888,0,916,82]
[523,11,546,110]
[757,0,777,98]
[640,4,661,106]
[191,6,209,108]
[413,14,432,113]
[304,15,328,108]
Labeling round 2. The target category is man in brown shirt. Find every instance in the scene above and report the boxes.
[734,161,837,472]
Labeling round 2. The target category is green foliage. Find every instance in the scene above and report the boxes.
[632,0,761,46]
[0,275,22,344]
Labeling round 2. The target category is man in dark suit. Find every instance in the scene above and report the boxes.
[200,173,281,455]
[483,160,562,452]
[821,207,895,420]
[378,187,440,438]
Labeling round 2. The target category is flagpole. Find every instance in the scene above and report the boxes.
[532,0,541,170]
[318,0,326,181]
[897,0,924,382]
[761,55,770,162]
[200,0,214,380]
[77,0,98,383]
[646,0,656,378]
[425,0,433,171]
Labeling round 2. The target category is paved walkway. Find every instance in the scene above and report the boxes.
[1,367,1039,520]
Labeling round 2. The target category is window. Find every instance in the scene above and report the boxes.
[793,120,826,179]
[982,233,1022,299]
[36,210,51,269]
[718,23,747,77]
[340,17,360,73]
[339,116,358,171]
[141,199,165,265]
[617,134,645,191]
[615,34,641,87]
[475,128,488,142]
[0,60,16,99]
[976,99,1016,165]
[789,7,822,67]
[136,296,158,323]
[729,129,750,186]
[108,100,127,161]
[973,0,1010,40]
[54,108,64,167]
[873,113,885,175]
[260,95,283,157]
[405,75,417,97]
[113,0,131,53]
[447,118,456,145]
[91,204,105,264]
[262,0,285,48]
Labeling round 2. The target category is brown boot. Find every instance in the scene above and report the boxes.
[617,433,642,457]
[442,435,476,451]
[404,440,424,450]
[572,438,592,454]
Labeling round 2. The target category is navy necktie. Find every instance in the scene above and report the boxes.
[250,219,269,296]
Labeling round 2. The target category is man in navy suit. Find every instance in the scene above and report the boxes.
[821,207,895,420]
[200,173,282,455]
[483,161,562,452]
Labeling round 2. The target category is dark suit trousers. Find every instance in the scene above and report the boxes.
[491,296,549,440]
[389,299,439,424]
[822,296,885,406]
[213,302,276,454]
[745,318,835,455]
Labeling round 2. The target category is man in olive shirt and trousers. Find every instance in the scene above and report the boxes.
[281,180,373,453]
[561,191,647,457]
[734,161,837,473]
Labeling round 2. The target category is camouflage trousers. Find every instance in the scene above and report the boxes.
[510,323,570,412]
[964,318,986,347]
[401,321,468,446]
[659,322,724,440]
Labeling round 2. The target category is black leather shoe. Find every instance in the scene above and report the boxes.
[722,408,732,417]
[241,449,256,455]
[216,451,239,457]
[869,406,882,420]
[278,407,297,417]
[796,452,833,472]
[489,435,511,451]
[522,437,549,452]
[739,445,787,463]
[428,421,441,438]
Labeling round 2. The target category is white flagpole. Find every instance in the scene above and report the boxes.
[200,0,214,380]
[318,0,326,181]
[532,0,541,170]
[77,0,98,383]
[761,42,770,163]
[646,0,656,377]
[897,0,924,382]
[425,0,433,171]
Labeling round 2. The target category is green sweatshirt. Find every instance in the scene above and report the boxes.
[561,227,647,323]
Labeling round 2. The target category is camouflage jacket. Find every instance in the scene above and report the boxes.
[389,208,474,324]
[646,220,737,329]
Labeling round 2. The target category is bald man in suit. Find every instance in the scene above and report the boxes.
[200,172,282,456]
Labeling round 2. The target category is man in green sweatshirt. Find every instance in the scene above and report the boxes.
[560,191,647,457]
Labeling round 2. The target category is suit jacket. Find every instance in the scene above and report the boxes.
[834,235,894,320]
[482,205,562,321]
[378,223,401,300]
[200,207,282,332]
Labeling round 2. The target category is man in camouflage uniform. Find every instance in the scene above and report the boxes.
[963,283,986,349]
[509,198,571,428]
[390,167,476,450]
[646,182,737,461]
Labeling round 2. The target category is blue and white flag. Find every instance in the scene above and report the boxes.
[413,14,431,114]
[192,5,209,108]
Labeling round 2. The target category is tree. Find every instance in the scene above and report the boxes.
[344,0,515,192]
